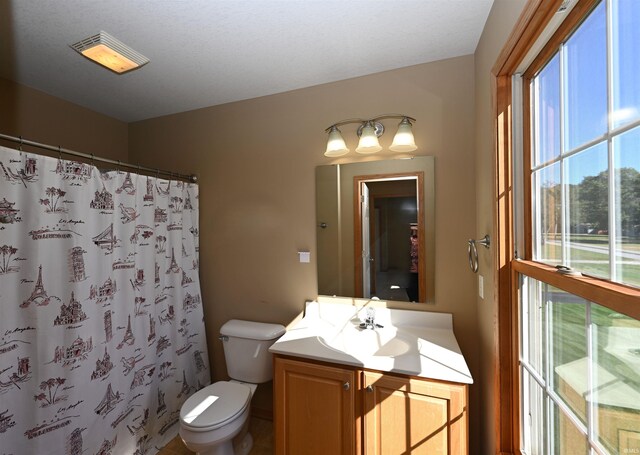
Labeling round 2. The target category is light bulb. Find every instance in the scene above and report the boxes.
[324,126,349,157]
[356,122,382,154]
[389,118,417,152]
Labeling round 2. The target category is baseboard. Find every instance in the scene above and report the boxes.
[251,405,273,421]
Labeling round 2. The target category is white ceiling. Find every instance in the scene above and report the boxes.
[1,0,494,123]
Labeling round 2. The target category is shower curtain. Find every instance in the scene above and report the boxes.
[0,145,210,454]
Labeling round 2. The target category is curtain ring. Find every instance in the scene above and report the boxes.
[138,163,141,175]
[90,153,94,167]
[18,136,23,151]
[58,146,62,160]
[117,160,121,172]
[156,168,160,179]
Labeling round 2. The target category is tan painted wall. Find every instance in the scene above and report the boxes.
[0,77,128,161]
[0,10,534,444]
[129,55,480,446]
[474,1,528,454]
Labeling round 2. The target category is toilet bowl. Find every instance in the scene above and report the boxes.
[179,320,285,455]
[179,381,252,455]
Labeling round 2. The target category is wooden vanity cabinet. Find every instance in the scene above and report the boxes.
[274,356,361,455]
[274,355,468,455]
[362,371,468,454]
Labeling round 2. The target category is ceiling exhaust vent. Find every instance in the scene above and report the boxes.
[71,31,149,74]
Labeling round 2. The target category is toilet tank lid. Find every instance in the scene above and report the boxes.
[220,319,285,340]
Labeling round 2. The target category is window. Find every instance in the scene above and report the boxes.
[530,0,640,286]
[520,277,640,453]
[518,0,640,453]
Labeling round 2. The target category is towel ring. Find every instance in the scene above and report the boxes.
[468,235,490,273]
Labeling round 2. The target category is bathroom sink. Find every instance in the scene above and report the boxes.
[318,327,417,358]
[270,300,474,384]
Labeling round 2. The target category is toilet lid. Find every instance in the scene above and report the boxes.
[180,381,251,431]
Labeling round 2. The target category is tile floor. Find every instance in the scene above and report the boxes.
[158,417,273,455]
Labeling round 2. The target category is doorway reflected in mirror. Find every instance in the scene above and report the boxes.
[316,157,434,305]
[355,177,422,302]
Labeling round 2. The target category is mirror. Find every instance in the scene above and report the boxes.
[316,157,435,304]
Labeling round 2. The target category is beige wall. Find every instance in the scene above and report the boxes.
[0,77,128,161]
[474,1,527,454]
[0,18,536,446]
[129,55,481,446]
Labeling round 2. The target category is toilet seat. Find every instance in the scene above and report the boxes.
[180,381,251,432]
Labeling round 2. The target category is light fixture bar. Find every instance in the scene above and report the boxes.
[325,114,416,132]
[324,114,417,157]
[71,31,149,74]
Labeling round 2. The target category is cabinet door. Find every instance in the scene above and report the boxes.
[274,356,358,455]
[363,371,468,455]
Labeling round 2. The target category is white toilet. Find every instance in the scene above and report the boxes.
[179,319,285,455]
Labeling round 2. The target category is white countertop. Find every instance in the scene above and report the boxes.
[269,301,473,384]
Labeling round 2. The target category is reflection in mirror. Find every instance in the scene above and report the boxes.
[355,175,422,301]
[316,157,434,304]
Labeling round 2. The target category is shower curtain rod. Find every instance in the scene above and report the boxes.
[0,132,197,183]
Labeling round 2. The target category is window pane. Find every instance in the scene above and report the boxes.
[549,288,587,424]
[613,125,640,287]
[533,54,561,166]
[591,303,640,454]
[523,276,546,377]
[533,163,562,263]
[551,401,588,455]
[521,370,547,454]
[612,0,640,128]
[566,142,609,278]
[564,1,607,151]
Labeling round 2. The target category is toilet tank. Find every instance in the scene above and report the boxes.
[220,319,285,383]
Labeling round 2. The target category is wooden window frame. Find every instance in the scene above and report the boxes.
[493,0,640,453]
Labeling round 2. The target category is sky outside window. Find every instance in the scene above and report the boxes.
[612,0,640,128]
[564,1,607,152]
[534,53,560,166]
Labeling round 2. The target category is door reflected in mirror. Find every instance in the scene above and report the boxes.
[316,157,434,304]
[355,175,424,302]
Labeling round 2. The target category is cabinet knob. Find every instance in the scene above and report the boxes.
[366,385,374,393]
[343,382,350,391]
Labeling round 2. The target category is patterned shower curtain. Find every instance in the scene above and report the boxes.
[0,145,210,454]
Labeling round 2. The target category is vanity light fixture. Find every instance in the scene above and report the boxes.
[324,114,417,157]
[70,31,149,74]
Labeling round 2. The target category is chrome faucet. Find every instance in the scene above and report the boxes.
[359,307,384,330]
